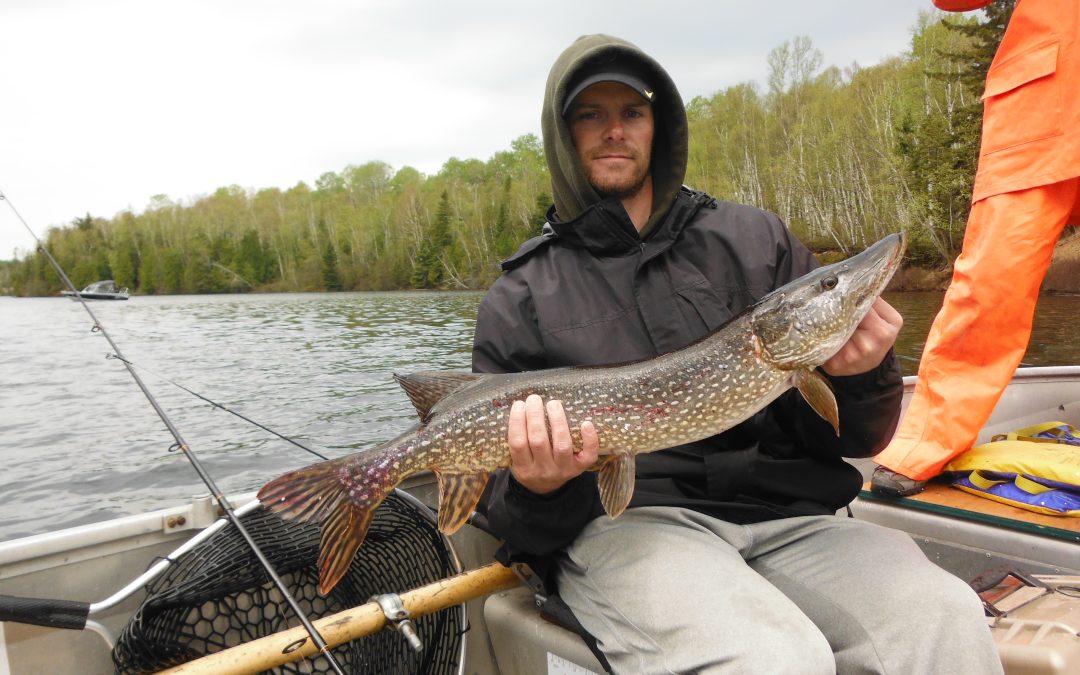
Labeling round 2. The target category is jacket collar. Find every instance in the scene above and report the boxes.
[548,198,641,255]
[548,187,712,259]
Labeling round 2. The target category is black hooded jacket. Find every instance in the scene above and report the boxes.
[472,35,902,563]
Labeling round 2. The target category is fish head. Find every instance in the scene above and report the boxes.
[751,232,906,369]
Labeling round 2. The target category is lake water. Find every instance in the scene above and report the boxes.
[1,290,1078,541]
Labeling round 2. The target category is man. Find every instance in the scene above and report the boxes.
[874,0,1080,495]
[473,34,1000,673]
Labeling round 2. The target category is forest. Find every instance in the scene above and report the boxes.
[3,5,1012,296]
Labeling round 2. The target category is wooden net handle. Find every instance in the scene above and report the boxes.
[156,562,520,675]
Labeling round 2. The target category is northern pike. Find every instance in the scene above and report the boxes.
[259,232,906,594]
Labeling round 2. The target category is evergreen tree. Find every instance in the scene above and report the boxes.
[898,0,1015,263]
[162,250,184,294]
[938,0,1017,214]
[410,191,454,288]
[322,240,343,291]
[532,192,552,237]
[493,199,514,258]
[74,213,94,231]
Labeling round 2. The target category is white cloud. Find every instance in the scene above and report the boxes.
[0,0,936,260]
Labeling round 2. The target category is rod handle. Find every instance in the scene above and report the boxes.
[0,594,90,630]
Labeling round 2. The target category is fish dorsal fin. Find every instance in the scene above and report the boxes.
[597,451,636,519]
[433,470,488,534]
[393,371,485,422]
[793,369,839,436]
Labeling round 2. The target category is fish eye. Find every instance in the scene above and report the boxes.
[820,274,838,291]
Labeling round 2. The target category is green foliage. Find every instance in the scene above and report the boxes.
[73,213,94,231]
[410,191,454,288]
[893,2,1014,264]
[318,218,343,291]
[6,11,1012,296]
[0,260,15,295]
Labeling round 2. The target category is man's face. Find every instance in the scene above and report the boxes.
[567,82,654,200]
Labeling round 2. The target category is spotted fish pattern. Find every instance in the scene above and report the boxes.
[259,233,906,594]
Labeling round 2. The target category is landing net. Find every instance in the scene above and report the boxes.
[112,491,463,674]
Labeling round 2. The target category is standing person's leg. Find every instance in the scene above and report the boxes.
[746,515,1002,675]
[555,507,835,674]
[877,178,1079,481]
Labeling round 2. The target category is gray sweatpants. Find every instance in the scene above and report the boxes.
[556,507,1002,674]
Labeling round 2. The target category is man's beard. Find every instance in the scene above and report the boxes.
[591,169,650,200]
[584,146,651,199]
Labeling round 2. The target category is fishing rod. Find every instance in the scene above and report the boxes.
[0,191,347,675]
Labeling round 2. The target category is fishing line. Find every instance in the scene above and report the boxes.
[108,353,462,557]
[107,353,331,462]
[0,190,347,675]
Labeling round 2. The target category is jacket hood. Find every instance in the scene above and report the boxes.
[542,34,688,235]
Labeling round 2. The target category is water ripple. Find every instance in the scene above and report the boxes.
[0,292,480,541]
[1,290,1075,541]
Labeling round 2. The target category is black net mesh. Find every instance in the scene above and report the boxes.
[112,491,463,674]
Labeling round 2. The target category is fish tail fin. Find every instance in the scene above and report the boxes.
[257,458,349,524]
[317,499,376,596]
[258,451,399,595]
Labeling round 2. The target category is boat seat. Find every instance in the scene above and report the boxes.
[485,586,609,675]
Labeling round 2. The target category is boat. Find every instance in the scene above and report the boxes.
[60,280,130,301]
[2,367,1078,674]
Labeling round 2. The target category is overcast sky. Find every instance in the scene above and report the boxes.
[0,0,970,260]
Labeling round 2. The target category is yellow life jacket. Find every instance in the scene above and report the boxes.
[944,422,1080,517]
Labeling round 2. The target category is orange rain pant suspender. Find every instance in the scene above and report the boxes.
[876,178,1080,480]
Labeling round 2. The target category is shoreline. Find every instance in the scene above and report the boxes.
[890,230,1080,294]
[5,231,1080,297]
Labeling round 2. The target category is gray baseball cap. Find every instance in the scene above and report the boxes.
[562,61,655,116]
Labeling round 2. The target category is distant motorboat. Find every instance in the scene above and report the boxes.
[60,280,129,301]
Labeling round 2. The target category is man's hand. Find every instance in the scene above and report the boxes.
[822,298,903,377]
[508,394,599,495]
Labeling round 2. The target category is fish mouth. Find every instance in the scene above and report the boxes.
[847,232,906,303]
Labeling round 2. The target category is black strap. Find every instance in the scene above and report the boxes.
[538,593,614,674]
[508,560,613,674]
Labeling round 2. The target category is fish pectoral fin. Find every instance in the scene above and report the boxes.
[794,369,839,436]
[394,371,487,423]
[434,470,489,534]
[597,451,636,519]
